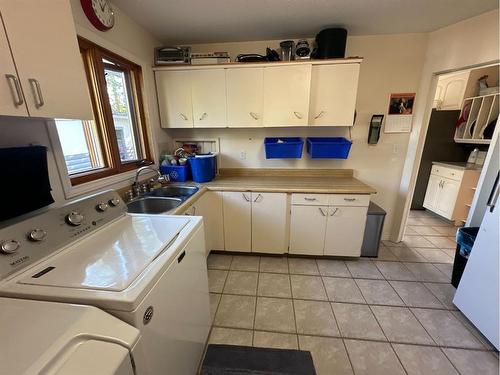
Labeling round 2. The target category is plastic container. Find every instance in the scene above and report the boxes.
[306,137,352,159]
[451,227,479,288]
[160,165,191,182]
[264,137,304,159]
[189,154,217,183]
[361,202,386,257]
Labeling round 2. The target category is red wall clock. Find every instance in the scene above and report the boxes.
[81,0,115,31]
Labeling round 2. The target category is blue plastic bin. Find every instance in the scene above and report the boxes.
[306,137,352,159]
[264,137,304,159]
[160,165,191,182]
[189,154,217,183]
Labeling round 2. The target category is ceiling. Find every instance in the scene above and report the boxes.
[112,0,498,44]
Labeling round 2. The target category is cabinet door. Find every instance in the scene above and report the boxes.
[251,192,288,254]
[263,65,311,126]
[192,191,225,254]
[423,174,441,210]
[155,71,193,128]
[435,178,460,219]
[0,0,93,120]
[324,206,368,257]
[192,69,226,128]
[309,64,359,126]
[226,68,263,127]
[437,71,469,110]
[289,205,327,255]
[222,192,251,252]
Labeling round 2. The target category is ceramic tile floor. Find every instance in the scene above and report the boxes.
[206,210,498,375]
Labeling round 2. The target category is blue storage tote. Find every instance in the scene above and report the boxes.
[264,137,304,159]
[306,137,352,159]
[160,165,191,182]
[189,154,217,183]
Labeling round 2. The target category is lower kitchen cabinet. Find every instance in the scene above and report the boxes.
[324,206,368,257]
[289,205,328,255]
[183,191,224,255]
[222,191,288,253]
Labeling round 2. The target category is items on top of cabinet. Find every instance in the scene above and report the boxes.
[264,137,304,159]
[311,28,348,59]
[306,137,352,159]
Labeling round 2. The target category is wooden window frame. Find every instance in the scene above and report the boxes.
[69,37,152,186]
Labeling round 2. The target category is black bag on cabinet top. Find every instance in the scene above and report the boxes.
[312,28,348,59]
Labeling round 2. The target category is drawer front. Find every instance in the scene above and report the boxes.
[329,194,370,207]
[291,193,329,206]
[431,165,463,181]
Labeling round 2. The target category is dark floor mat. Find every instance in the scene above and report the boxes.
[201,344,316,375]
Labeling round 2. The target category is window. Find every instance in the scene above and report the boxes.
[55,37,152,185]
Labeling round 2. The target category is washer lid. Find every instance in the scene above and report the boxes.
[18,215,190,291]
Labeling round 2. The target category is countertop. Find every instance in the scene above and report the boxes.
[432,161,483,171]
[167,168,376,214]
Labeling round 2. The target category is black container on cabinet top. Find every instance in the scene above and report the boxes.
[312,28,348,59]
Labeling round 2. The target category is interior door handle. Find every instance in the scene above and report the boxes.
[5,74,24,107]
[28,78,44,108]
[487,172,500,213]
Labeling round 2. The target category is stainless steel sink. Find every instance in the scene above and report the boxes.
[127,197,182,214]
[148,186,199,199]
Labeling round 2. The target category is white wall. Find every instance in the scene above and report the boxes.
[163,33,428,238]
[0,1,164,205]
[395,9,499,240]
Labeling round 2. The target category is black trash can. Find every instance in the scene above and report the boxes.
[361,202,386,257]
[451,227,479,288]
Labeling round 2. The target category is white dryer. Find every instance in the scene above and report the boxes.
[0,297,145,375]
[0,190,211,375]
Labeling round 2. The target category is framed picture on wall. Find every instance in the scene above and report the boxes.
[385,93,416,133]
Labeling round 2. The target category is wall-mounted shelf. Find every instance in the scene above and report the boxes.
[454,93,498,144]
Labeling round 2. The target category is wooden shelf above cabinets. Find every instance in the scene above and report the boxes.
[154,58,362,129]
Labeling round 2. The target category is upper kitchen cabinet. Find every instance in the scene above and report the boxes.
[433,71,469,110]
[0,19,28,117]
[191,69,227,128]
[226,67,263,127]
[156,70,194,128]
[309,63,360,126]
[0,0,93,120]
[263,65,311,126]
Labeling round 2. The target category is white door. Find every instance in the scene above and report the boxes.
[226,67,263,127]
[193,191,225,254]
[309,64,360,126]
[436,71,469,110]
[289,205,327,255]
[423,174,441,211]
[251,192,288,254]
[0,21,28,117]
[263,65,311,127]
[324,206,368,257]
[155,70,193,128]
[192,69,226,128]
[435,178,460,219]
[222,192,251,252]
[0,0,93,120]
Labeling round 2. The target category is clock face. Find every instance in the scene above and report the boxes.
[81,0,115,31]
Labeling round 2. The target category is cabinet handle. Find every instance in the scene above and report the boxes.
[253,193,263,203]
[318,207,326,216]
[314,111,325,119]
[199,112,208,121]
[304,197,317,201]
[5,74,24,107]
[330,208,339,216]
[28,78,44,108]
[177,250,186,263]
[242,193,250,202]
[343,198,356,202]
[179,113,188,120]
[249,112,259,120]
[293,111,303,119]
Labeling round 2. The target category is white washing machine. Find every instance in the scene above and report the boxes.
[0,297,145,375]
[0,190,211,375]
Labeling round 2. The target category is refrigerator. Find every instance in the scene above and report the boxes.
[453,170,499,349]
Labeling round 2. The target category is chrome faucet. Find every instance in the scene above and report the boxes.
[132,166,169,196]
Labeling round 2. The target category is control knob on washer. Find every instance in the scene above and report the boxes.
[1,240,20,254]
[28,229,47,242]
[66,211,84,226]
[96,202,108,212]
[109,197,120,207]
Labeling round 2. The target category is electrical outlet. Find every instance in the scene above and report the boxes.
[240,150,247,160]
